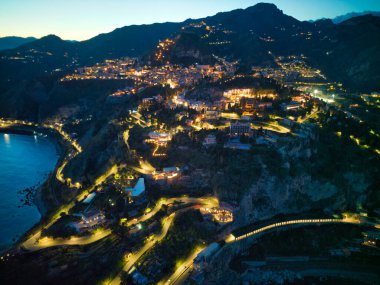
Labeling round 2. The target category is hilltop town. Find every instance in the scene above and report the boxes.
[0,3,380,285]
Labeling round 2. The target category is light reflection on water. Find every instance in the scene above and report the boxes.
[3,133,10,144]
[0,133,58,250]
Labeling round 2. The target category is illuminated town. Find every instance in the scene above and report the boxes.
[0,2,380,285]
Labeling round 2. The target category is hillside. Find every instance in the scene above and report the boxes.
[1,3,380,118]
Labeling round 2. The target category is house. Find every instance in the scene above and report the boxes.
[76,208,106,229]
[281,101,301,111]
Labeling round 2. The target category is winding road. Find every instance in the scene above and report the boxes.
[108,197,218,285]
[21,165,118,251]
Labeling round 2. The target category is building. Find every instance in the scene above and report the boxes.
[281,101,301,111]
[194,243,220,270]
[147,131,172,143]
[203,134,217,147]
[125,178,145,198]
[76,208,106,230]
[243,98,255,111]
[230,121,252,137]
[224,88,253,98]
[163,166,180,173]
[152,167,181,182]
[205,110,220,120]
[256,102,273,109]
[291,95,305,102]
[141,97,154,109]
[82,192,96,204]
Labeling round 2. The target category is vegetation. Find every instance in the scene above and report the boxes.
[41,214,81,238]
[137,210,215,283]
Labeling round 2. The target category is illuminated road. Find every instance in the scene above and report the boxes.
[159,246,205,285]
[23,229,112,251]
[127,213,175,271]
[108,197,219,285]
[228,216,360,243]
[128,196,219,227]
[22,195,217,253]
[131,159,156,175]
[130,112,148,127]
[297,106,319,124]
[109,213,176,285]
[21,165,118,251]
[251,121,291,134]
[122,130,130,151]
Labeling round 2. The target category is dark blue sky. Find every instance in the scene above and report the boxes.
[1,0,380,40]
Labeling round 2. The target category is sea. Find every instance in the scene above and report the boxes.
[0,132,59,250]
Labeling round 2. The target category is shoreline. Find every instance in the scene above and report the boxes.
[0,125,68,248]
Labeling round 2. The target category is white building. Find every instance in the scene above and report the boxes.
[125,178,146,198]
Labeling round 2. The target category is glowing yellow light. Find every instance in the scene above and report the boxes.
[3,133,10,144]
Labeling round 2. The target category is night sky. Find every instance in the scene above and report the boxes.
[1,0,380,40]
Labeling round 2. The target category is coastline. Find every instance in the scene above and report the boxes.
[0,126,66,216]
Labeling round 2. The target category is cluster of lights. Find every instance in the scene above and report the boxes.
[155,38,175,61]
[200,207,233,223]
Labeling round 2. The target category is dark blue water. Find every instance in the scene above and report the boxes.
[0,133,59,250]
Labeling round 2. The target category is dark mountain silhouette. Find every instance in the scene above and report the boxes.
[332,11,380,24]
[150,32,216,66]
[0,36,36,51]
[79,22,184,60]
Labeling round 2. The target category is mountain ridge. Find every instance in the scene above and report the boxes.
[0,36,37,51]
[332,10,380,24]
[0,2,379,117]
